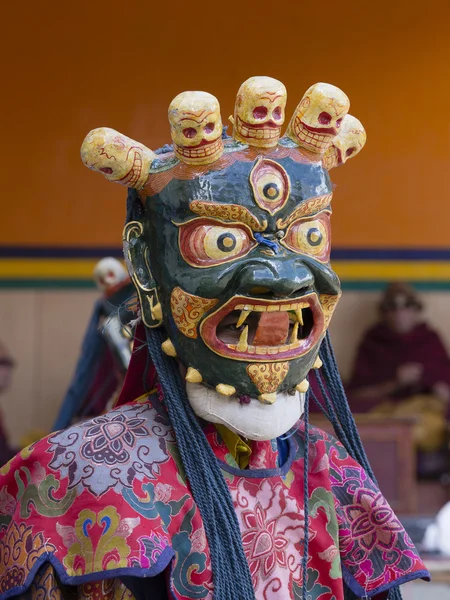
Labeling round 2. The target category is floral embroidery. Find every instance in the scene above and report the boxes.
[57,506,139,575]
[0,522,56,592]
[235,479,308,592]
[81,413,148,465]
[344,488,403,553]
[48,402,174,496]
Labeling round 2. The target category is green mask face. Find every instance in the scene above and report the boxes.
[124,152,339,401]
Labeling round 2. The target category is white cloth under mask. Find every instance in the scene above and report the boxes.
[186,382,305,441]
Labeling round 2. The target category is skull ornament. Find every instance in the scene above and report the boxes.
[168,91,224,165]
[323,115,367,170]
[93,257,128,293]
[81,127,155,189]
[233,76,287,148]
[286,83,350,154]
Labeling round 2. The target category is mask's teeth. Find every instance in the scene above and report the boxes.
[161,338,177,357]
[185,367,202,383]
[313,356,323,369]
[295,309,304,325]
[237,325,249,352]
[296,379,309,393]
[236,309,251,328]
[258,392,276,404]
[216,384,236,397]
[290,322,299,343]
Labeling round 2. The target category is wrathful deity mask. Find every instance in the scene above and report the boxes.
[81,77,366,440]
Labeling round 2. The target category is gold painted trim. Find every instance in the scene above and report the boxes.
[276,194,333,229]
[123,221,163,328]
[189,199,267,232]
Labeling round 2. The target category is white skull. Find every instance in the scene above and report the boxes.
[168,91,223,165]
[323,115,367,170]
[233,76,287,148]
[93,257,128,293]
[81,128,155,189]
[287,83,350,154]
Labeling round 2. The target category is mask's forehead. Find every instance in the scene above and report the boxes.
[147,158,332,225]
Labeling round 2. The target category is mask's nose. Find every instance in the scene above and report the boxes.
[232,259,315,297]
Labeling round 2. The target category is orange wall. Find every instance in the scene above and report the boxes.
[2,0,449,248]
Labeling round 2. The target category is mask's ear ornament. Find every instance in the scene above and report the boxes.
[323,114,367,170]
[123,221,163,328]
[231,76,287,148]
[81,128,155,189]
[168,91,224,165]
[286,82,350,154]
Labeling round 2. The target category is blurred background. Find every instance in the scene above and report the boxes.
[0,0,449,593]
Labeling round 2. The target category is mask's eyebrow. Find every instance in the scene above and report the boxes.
[276,194,332,229]
[189,200,268,232]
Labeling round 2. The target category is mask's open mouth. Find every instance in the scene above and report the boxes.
[200,293,324,361]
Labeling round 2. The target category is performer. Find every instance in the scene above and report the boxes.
[52,257,137,431]
[0,78,428,599]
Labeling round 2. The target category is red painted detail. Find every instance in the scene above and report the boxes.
[272,106,282,121]
[300,120,338,136]
[318,112,332,125]
[252,106,268,120]
[336,118,343,128]
[99,167,113,174]
[204,122,215,134]
[182,127,197,139]
[346,147,355,157]
[239,117,279,130]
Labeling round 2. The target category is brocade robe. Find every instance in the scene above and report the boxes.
[0,389,429,599]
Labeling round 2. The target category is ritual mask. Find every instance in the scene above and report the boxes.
[81,77,366,439]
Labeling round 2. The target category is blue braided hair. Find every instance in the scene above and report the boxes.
[317,332,402,600]
[145,327,255,599]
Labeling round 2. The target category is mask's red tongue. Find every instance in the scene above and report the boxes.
[252,312,290,346]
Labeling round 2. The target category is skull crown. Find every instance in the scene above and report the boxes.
[232,76,287,149]
[323,115,367,170]
[80,77,366,188]
[286,83,350,154]
[168,91,224,165]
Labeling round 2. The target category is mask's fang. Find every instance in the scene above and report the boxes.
[295,309,304,325]
[290,322,299,343]
[236,326,249,352]
[236,309,251,329]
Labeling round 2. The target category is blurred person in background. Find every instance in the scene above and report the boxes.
[346,282,450,469]
[51,257,137,431]
[0,342,16,465]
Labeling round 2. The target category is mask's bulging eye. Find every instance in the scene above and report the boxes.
[204,228,243,259]
[282,212,331,262]
[179,219,256,267]
[307,228,323,246]
[249,158,290,215]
